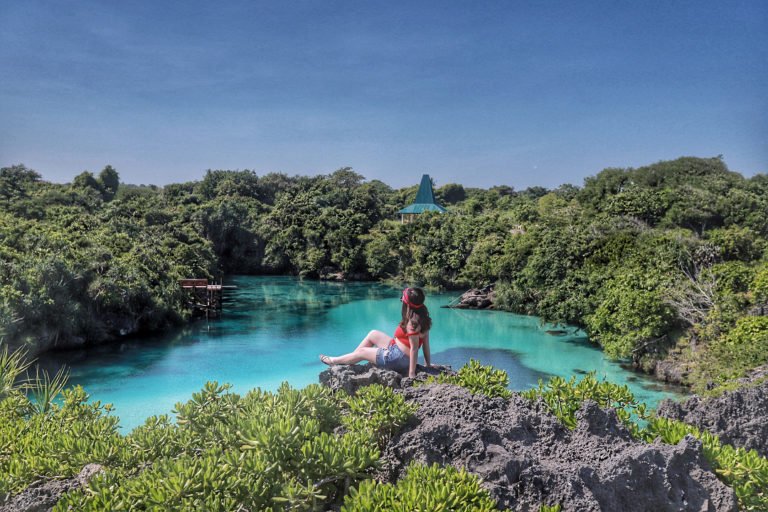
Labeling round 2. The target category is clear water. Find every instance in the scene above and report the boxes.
[37,276,686,431]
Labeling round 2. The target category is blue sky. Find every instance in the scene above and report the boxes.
[1,1,766,189]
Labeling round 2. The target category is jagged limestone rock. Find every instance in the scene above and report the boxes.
[657,367,768,458]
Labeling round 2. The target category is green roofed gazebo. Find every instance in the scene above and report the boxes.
[398,174,447,223]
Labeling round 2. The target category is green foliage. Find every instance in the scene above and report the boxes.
[341,384,417,447]
[97,165,120,201]
[341,462,499,512]
[706,226,764,262]
[51,381,382,511]
[0,165,41,205]
[0,346,31,401]
[27,365,70,414]
[753,266,768,304]
[586,269,677,358]
[423,359,513,399]
[521,372,646,433]
[0,385,123,498]
[694,316,768,391]
[0,165,217,353]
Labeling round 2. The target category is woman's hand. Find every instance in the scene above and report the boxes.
[422,332,431,368]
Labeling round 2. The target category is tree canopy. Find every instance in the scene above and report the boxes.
[1,157,766,392]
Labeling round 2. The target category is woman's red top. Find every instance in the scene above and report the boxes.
[392,324,424,349]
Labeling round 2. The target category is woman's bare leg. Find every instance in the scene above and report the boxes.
[355,330,392,350]
[323,346,378,365]
[320,330,391,365]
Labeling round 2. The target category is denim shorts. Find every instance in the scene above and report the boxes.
[376,343,410,372]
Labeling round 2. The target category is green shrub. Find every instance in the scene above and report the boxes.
[694,316,768,392]
[53,381,377,511]
[341,462,499,512]
[341,384,417,447]
[0,385,125,498]
[753,266,768,304]
[56,449,275,511]
[422,359,513,399]
[521,372,647,433]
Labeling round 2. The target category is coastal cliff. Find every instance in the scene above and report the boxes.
[320,364,740,511]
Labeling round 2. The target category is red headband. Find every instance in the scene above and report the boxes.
[402,288,424,309]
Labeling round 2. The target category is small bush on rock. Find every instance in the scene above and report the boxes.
[521,372,646,433]
[342,384,417,447]
[341,462,499,512]
[422,359,513,399]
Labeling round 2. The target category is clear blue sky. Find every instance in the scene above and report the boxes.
[1,1,766,189]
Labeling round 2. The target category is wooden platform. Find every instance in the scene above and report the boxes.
[179,279,236,318]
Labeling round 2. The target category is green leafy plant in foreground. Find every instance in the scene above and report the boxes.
[341,462,499,512]
[55,381,382,511]
[0,346,32,401]
[421,358,513,399]
[341,384,417,448]
[0,385,124,499]
[341,460,563,512]
[521,372,646,434]
[27,365,70,415]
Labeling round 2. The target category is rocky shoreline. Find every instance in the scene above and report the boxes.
[320,363,768,511]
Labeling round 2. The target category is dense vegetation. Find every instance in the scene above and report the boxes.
[1,157,767,391]
[2,352,567,510]
[1,354,762,510]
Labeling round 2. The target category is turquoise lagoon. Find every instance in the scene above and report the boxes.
[38,276,685,431]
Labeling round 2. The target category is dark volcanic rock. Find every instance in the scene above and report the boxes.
[319,363,454,395]
[657,367,768,457]
[452,284,496,310]
[378,385,736,512]
[0,464,104,512]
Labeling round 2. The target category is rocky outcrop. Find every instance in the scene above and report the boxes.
[321,365,738,511]
[0,464,104,512]
[656,366,768,457]
[318,268,369,281]
[319,363,454,395]
[654,358,690,385]
[450,284,496,309]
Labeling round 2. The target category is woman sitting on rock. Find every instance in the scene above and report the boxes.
[319,287,432,378]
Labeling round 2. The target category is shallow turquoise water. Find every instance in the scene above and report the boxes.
[38,276,685,431]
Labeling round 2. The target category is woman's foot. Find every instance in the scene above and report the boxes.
[319,354,335,366]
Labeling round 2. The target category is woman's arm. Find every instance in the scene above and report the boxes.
[408,335,419,378]
[422,332,431,367]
